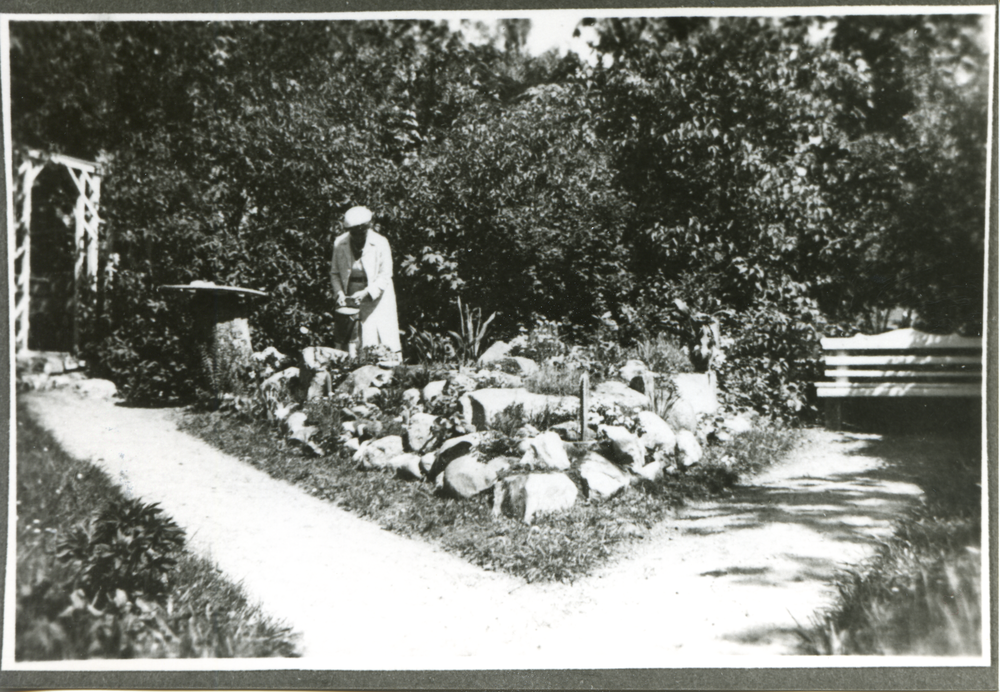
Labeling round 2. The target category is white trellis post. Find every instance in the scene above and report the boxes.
[13,152,47,353]
[52,153,102,350]
[13,149,101,353]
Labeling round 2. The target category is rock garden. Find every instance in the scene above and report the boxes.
[170,325,787,583]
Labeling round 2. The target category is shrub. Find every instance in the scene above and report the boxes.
[477,430,521,460]
[372,385,406,417]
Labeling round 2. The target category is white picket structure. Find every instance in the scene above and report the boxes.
[816,328,982,429]
[13,149,102,353]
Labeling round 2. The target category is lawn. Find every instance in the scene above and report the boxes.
[15,401,299,660]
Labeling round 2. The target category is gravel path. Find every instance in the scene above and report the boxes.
[20,388,937,667]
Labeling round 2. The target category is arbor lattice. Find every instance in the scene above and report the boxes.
[13,148,102,353]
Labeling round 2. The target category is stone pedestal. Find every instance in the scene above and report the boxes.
[162,282,267,396]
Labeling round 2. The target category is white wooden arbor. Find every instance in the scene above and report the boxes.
[13,148,102,353]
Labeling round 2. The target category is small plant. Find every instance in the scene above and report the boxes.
[477,430,521,460]
[57,499,186,606]
[406,325,459,365]
[509,317,568,362]
[645,377,679,421]
[491,403,528,438]
[392,364,447,391]
[302,397,344,452]
[449,297,496,364]
[372,384,406,417]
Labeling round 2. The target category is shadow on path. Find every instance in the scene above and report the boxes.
[657,430,961,651]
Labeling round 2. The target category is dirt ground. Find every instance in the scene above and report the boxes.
[19,387,944,668]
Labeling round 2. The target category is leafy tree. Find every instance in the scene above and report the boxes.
[10,15,988,411]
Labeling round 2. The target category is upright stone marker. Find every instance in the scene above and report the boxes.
[580,372,590,442]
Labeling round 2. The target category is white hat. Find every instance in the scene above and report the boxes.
[344,206,372,228]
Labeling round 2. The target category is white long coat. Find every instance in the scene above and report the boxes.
[330,230,402,353]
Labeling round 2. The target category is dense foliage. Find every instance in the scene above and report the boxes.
[10,16,989,411]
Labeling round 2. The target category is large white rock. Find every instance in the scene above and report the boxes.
[461,388,578,429]
[286,411,322,455]
[429,433,480,478]
[592,380,649,410]
[723,413,755,435]
[402,388,422,409]
[635,460,666,482]
[286,410,308,434]
[336,365,393,397]
[406,412,439,453]
[492,473,579,524]
[485,456,514,477]
[578,452,630,500]
[676,430,703,467]
[598,425,646,469]
[72,378,118,400]
[419,452,437,476]
[354,436,405,469]
[664,373,719,433]
[519,431,571,470]
[422,380,447,403]
[477,341,513,368]
[636,410,676,452]
[443,455,498,499]
[386,453,423,480]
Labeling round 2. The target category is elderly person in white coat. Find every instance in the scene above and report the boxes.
[330,206,402,356]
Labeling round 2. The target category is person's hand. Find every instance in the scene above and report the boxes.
[347,291,366,307]
[336,293,347,308]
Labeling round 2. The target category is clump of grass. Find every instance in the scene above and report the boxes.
[799,443,981,655]
[629,334,693,375]
[15,403,298,660]
[180,407,799,584]
[523,363,586,397]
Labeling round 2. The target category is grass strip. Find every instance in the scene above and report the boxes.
[179,409,799,583]
[799,438,982,655]
[15,400,299,660]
